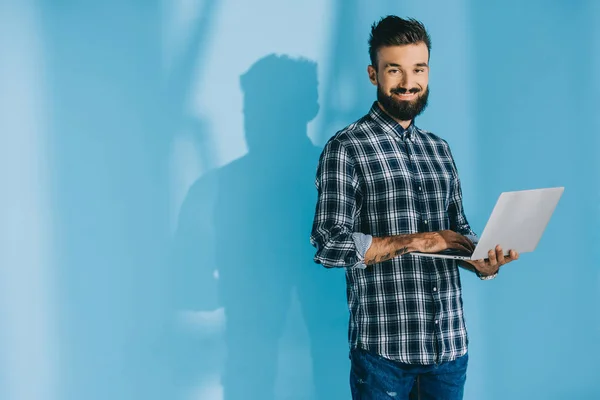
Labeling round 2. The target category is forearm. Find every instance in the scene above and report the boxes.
[363,234,423,265]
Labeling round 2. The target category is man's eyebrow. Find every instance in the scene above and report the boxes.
[384,62,429,68]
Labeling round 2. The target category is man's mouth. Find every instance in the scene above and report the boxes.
[393,92,418,100]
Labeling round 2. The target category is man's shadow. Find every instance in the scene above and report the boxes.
[173,54,349,399]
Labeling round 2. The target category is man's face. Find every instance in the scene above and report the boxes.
[368,42,430,122]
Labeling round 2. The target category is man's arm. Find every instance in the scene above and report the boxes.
[444,142,518,277]
[446,147,477,239]
[310,139,481,269]
[446,148,498,277]
[310,138,367,268]
[363,231,475,265]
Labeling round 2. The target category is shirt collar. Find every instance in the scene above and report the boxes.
[368,101,418,142]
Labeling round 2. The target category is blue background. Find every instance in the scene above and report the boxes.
[1,1,598,399]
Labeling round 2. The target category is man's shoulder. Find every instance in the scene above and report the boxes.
[415,126,450,147]
[323,114,377,148]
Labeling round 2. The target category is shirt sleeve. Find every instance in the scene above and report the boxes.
[445,144,477,238]
[445,143,497,280]
[310,138,365,269]
[351,232,372,270]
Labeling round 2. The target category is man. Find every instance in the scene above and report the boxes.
[310,16,519,400]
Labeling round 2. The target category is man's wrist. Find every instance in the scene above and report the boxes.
[476,270,498,280]
[458,261,498,280]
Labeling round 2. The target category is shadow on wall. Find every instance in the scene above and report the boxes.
[172,54,350,400]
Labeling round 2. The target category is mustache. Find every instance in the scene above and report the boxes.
[391,87,421,95]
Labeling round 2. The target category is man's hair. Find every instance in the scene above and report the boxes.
[368,16,431,69]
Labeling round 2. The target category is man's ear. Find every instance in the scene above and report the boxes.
[367,65,378,86]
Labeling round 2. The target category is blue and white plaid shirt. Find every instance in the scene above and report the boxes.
[310,102,478,365]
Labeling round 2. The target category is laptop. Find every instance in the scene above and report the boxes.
[412,187,564,261]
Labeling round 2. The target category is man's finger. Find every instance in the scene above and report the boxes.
[495,246,505,266]
[452,242,472,254]
[455,235,475,252]
[488,249,497,266]
[502,250,519,264]
[464,237,476,252]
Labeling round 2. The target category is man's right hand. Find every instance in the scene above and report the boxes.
[415,230,475,254]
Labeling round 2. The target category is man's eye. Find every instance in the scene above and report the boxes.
[389,69,399,74]
[415,69,425,73]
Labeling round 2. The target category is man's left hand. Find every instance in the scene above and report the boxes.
[462,245,519,276]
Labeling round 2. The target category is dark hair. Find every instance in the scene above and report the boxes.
[369,16,431,69]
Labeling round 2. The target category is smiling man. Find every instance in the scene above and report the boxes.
[310,16,518,399]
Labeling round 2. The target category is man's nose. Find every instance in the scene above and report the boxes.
[399,73,415,90]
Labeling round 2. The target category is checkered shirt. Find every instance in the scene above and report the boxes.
[310,102,477,364]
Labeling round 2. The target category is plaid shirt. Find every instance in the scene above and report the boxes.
[310,102,477,365]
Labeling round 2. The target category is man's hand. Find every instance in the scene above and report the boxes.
[415,230,476,254]
[461,245,519,276]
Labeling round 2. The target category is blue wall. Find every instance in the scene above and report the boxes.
[1,1,598,399]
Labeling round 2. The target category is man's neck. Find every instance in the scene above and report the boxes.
[377,101,412,129]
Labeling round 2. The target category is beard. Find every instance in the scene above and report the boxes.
[377,84,429,121]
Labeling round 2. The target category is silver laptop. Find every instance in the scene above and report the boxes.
[412,187,564,261]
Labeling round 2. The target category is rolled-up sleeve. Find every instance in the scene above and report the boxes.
[310,138,363,268]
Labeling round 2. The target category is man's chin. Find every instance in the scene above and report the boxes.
[381,103,420,121]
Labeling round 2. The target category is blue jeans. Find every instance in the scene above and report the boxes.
[350,348,468,400]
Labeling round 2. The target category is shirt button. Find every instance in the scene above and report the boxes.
[424,220,428,225]
[418,186,422,191]
[433,287,437,292]
[435,320,439,325]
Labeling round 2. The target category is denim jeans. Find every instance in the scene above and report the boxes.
[350,347,468,400]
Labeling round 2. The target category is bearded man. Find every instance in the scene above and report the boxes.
[310,16,518,400]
